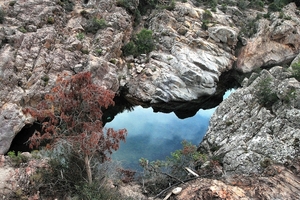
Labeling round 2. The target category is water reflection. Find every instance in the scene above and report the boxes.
[104,106,215,170]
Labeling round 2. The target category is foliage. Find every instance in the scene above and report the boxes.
[35,141,128,199]
[256,76,278,109]
[291,61,300,82]
[76,32,85,40]
[7,151,28,167]
[47,16,54,24]
[249,0,265,10]
[80,10,89,19]
[9,1,16,7]
[136,29,155,54]
[281,87,296,104]
[122,41,137,57]
[0,8,5,24]
[203,9,213,20]
[18,26,27,33]
[58,0,74,12]
[85,18,107,34]
[122,29,154,57]
[23,71,127,184]
[139,141,206,195]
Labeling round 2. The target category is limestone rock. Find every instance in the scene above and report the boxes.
[0,0,132,153]
[175,164,300,199]
[236,3,300,73]
[0,103,34,154]
[125,2,237,103]
[199,63,300,174]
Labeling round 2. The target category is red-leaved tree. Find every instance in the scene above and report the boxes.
[23,71,127,184]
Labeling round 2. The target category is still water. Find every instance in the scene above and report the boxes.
[105,106,215,170]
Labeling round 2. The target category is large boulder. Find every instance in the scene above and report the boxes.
[124,2,237,104]
[236,3,300,73]
[199,61,300,174]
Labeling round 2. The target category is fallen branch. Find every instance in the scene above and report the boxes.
[185,167,199,177]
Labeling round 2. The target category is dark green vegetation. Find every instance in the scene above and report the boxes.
[0,7,5,24]
[57,0,74,12]
[256,76,279,109]
[291,61,300,82]
[85,17,107,34]
[256,63,300,109]
[7,151,28,167]
[122,28,155,57]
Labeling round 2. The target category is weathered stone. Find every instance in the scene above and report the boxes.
[236,3,300,73]
[175,164,300,200]
[0,103,34,154]
[199,64,300,174]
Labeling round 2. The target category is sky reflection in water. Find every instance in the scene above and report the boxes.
[105,90,233,170]
[105,106,215,170]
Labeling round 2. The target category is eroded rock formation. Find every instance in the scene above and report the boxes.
[199,61,300,174]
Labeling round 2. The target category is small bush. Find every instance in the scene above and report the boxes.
[122,41,137,57]
[291,61,300,81]
[85,18,107,34]
[201,19,210,30]
[80,10,89,19]
[256,76,278,109]
[7,151,28,167]
[0,8,5,24]
[9,1,16,6]
[203,9,213,20]
[135,29,155,54]
[249,0,264,10]
[122,29,154,57]
[47,16,55,24]
[18,26,27,33]
[58,0,74,12]
[76,32,85,41]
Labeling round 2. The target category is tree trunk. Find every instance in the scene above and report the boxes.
[85,155,93,184]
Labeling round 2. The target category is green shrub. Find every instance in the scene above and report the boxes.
[122,41,137,57]
[122,29,154,57]
[85,18,107,34]
[58,0,74,12]
[135,28,155,54]
[291,61,300,81]
[80,10,89,19]
[76,32,85,41]
[203,9,213,20]
[237,0,248,10]
[9,1,16,6]
[249,0,264,10]
[18,26,27,33]
[7,151,28,167]
[256,76,278,109]
[0,8,5,24]
[201,19,210,30]
[47,16,55,24]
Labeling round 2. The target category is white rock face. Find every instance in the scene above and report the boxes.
[0,103,34,154]
[199,63,300,174]
[236,3,300,73]
[125,3,237,103]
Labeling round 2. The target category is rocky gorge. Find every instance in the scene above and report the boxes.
[1,0,300,199]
